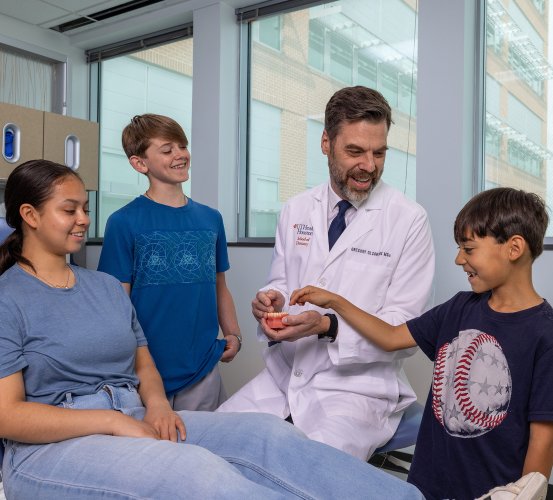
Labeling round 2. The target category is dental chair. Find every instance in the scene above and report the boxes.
[368,401,424,475]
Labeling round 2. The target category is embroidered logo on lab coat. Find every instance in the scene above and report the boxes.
[432,329,511,437]
[293,223,313,247]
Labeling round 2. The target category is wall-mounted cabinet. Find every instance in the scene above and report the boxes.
[0,102,99,190]
[0,102,44,178]
[43,112,99,191]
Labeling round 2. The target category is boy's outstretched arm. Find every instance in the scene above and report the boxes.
[290,286,417,352]
[216,272,241,362]
[523,421,553,478]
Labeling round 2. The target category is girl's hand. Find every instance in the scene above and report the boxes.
[290,286,338,309]
[144,403,187,442]
[110,412,160,439]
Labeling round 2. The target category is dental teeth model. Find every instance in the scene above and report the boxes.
[266,312,289,330]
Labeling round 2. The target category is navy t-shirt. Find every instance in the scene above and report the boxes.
[98,196,229,396]
[406,291,553,500]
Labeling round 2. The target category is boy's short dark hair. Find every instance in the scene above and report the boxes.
[324,86,393,143]
[122,114,188,158]
[454,187,549,260]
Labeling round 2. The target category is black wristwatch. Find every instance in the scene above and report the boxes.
[318,313,338,343]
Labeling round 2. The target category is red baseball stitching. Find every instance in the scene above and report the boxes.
[453,333,507,430]
[432,342,449,424]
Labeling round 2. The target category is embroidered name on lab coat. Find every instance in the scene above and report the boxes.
[350,247,391,258]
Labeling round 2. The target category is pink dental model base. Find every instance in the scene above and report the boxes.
[266,312,289,330]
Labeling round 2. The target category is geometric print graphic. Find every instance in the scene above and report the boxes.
[133,230,217,288]
[432,329,511,438]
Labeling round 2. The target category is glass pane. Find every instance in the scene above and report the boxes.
[246,0,418,238]
[98,38,193,237]
[258,16,281,50]
[484,0,553,236]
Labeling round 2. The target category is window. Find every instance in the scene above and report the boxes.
[306,119,327,188]
[93,37,193,237]
[329,31,353,84]
[255,16,282,50]
[484,0,553,237]
[358,52,377,88]
[240,0,418,238]
[308,20,325,71]
[248,100,281,237]
[0,44,62,113]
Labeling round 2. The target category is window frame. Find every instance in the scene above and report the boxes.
[236,0,421,242]
[86,24,194,240]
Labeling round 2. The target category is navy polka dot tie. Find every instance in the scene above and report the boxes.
[328,199,352,250]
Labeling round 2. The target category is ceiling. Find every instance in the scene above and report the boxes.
[0,0,168,31]
[0,0,263,48]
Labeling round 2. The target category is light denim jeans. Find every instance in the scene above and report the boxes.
[2,386,423,499]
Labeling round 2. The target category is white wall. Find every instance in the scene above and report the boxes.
[20,0,553,404]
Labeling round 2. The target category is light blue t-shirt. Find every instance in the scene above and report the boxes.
[0,265,147,406]
[98,196,229,396]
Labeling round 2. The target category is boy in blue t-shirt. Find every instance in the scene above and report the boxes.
[98,114,242,411]
[288,187,553,500]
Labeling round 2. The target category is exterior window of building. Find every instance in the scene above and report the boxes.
[486,18,503,55]
[486,129,501,159]
[399,75,415,115]
[484,0,553,237]
[243,0,418,238]
[358,52,377,88]
[330,31,353,84]
[308,20,325,71]
[507,141,542,177]
[306,119,328,188]
[97,38,193,237]
[379,63,399,108]
[255,16,282,50]
[532,0,545,14]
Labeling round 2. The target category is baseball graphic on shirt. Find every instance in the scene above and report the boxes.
[432,329,511,437]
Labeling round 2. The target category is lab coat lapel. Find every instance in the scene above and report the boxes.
[309,187,329,261]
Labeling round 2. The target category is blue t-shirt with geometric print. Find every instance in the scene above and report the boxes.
[98,196,229,396]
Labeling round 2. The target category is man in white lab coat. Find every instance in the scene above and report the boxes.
[218,86,435,460]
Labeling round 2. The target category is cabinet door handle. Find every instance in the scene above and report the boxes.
[65,134,80,171]
[2,123,20,163]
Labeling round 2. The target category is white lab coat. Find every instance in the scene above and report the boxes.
[219,181,435,459]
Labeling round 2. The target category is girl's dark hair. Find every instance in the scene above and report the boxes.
[454,187,549,260]
[0,160,82,275]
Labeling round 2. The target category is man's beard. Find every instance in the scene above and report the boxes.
[328,154,380,204]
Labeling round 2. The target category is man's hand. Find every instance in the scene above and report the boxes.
[221,335,240,362]
[252,289,285,323]
[263,310,330,342]
[143,402,186,442]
